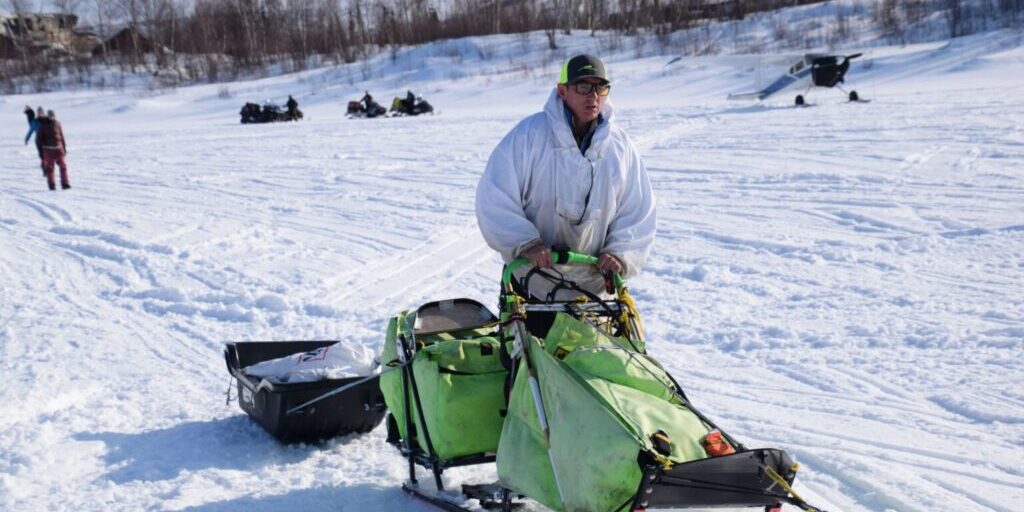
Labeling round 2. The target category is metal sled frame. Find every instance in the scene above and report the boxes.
[389,298,518,511]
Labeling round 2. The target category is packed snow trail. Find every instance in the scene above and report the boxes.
[1,30,1022,512]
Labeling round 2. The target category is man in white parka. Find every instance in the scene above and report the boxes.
[476,54,656,332]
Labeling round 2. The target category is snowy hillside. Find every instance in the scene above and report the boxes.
[1,25,1023,512]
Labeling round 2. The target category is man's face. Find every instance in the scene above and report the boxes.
[558,78,609,124]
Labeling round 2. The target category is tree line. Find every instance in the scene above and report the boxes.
[2,0,1022,92]
[80,0,832,66]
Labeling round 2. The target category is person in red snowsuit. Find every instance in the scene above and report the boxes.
[36,110,71,191]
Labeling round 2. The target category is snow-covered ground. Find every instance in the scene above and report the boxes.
[1,26,1023,512]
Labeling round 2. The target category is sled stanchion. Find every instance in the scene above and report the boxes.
[402,315,447,491]
[501,487,512,512]
[399,336,418,485]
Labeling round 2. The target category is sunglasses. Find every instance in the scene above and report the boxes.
[570,81,611,96]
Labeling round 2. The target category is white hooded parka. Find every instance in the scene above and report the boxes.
[475,89,656,298]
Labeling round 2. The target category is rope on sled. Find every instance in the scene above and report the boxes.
[763,463,826,512]
[284,363,406,416]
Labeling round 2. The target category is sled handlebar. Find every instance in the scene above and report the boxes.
[501,249,624,290]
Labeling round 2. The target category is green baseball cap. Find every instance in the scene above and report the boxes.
[559,54,608,84]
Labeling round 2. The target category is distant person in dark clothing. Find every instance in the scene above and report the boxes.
[25,107,46,176]
[37,110,70,191]
[286,95,301,120]
[25,106,44,145]
[405,90,416,112]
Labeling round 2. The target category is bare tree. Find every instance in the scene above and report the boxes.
[50,0,85,16]
[903,0,929,27]
[9,0,1023,91]
[539,3,558,49]
[493,0,501,34]
[999,0,1024,26]
[558,0,579,35]
[873,0,902,40]
[944,0,964,37]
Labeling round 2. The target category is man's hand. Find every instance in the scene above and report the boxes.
[523,244,554,269]
[597,253,622,274]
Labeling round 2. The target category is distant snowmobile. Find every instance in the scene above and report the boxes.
[240,102,302,124]
[390,94,434,116]
[347,93,387,119]
[728,53,865,106]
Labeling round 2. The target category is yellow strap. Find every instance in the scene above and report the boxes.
[652,453,674,470]
[763,465,815,512]
[618,288,646,339]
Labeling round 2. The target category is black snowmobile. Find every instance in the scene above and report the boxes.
[240,102,302,124]
[347,93,388,119]
[390,92,434,116]
[379,250,827,512]
[240,102,262,123]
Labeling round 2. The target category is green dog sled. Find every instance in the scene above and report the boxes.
[380,251,825,512]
